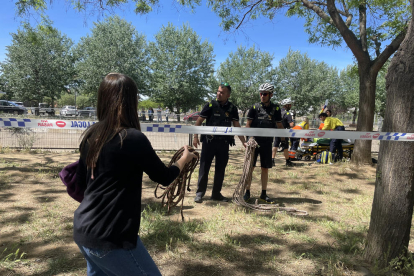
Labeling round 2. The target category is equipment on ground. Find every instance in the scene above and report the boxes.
[232,138,308,216]
[296,139,354,161]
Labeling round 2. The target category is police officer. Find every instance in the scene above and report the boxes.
[272,98,295,167]
[193,83,246,203]
[244,83,285,203]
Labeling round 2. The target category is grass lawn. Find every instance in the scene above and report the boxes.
[0,149,413,276]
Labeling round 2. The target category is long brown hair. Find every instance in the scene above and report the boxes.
[81,73,141,169]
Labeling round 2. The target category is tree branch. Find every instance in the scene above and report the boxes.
[371,35,381,57]
[371,26,408,74]
[236,0,264,30]
[340,0,352,27]
[359,3,367,52]
[309,1,350,19]
[301,0,333,24]
[326,0,368,62]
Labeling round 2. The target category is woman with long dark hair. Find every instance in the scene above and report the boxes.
[74,73,195,275]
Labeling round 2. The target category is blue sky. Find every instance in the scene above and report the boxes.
[0,1,355,71]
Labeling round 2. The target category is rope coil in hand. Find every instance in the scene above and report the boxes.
[154,147,200,221]
[233,138,308,216]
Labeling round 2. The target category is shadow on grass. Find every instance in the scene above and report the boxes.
[275,197,322,205]
[150,233,285,276]
[0,191,15,201]
[340,188,362,194]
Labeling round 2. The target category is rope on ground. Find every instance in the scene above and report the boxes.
[155,147,200,221]
[233,138,308,216]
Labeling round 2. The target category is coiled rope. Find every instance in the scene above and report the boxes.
[233,138,308,216]
[155,147,200,221]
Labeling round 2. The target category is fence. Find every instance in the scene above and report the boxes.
[0,114,384,151]
[0,115,246,151]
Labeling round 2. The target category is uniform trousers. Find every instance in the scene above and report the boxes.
[290,138,300,150]
[196,139,230,198]
[330,126,345,160]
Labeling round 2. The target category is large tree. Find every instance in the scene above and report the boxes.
[337,64,388,126]
[0,24,75,104]
[136,0,410,165]
[217,45,275,115]
[275,49,339,117]
[74,16,150,99]
[148,23,215,116]
[364,0,414,267]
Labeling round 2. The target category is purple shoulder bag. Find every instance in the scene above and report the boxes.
[59,161,84,203]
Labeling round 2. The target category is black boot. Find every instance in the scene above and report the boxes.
[286,159,294,167]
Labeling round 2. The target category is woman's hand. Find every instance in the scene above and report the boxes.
[175,145,197,171]
[181,145,196,163]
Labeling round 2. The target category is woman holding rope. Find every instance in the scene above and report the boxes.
[74,73,196,275]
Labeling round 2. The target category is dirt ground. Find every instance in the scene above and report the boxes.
[0,149,412,276]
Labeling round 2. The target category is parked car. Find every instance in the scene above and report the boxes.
[0,100,27,115]
[12,101,24,107]
[60,105,78,116]
[78,107,96,117]
[183,111,200,122]
[32,103,55,116]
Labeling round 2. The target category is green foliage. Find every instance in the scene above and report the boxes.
[74,16,150,100]
[57,92,93,109]
[375,64,388,118]
[275,49,339,116]
[371,250,414,276]
[149,23,215,113]
[337,65,359,112]
[337,63,387,117]
[76,95,93,109]
[217,45,276,113]
[0,23,75,104]
[201,0,410,57]
[138,99,159,109]
[58,93,76,106]
[14,0,47,15]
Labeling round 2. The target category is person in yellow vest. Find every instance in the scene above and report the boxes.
[318,109,331,130]
[318,113,345,160]
[291,117,309,150]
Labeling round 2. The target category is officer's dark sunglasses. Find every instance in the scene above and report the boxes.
[260,92,270,96]
[221,82,230,86]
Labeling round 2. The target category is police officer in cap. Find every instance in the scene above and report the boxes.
[244,83,286,203]
[193,83,246,203]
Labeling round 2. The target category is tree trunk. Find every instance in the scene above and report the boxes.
[176,106,181,122]
[352,62,377,164]
[364,3,414,266]
[352,108,357,125]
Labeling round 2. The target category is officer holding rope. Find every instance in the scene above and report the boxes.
[193,83,246,203]
[244,83,286,203]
